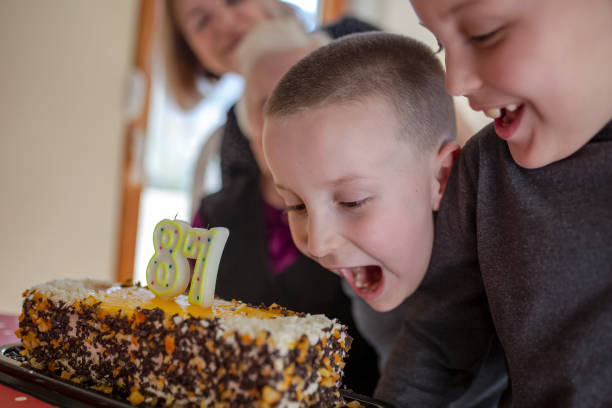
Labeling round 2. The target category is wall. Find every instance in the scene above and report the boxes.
[0,1,139,313]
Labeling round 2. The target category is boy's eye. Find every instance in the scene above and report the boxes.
[340,199,368,209]
[284,204,306,213]
[468,28,501,45]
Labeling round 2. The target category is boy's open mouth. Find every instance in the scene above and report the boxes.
[484,104,524,124]
[338,265,383,296]
[484,104,525,140]
[497,104,524,128]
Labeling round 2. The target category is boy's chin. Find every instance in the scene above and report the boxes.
[506,126,592,169]
[508,142,559,169]
[365,293,405,313]
[365,273,425,312]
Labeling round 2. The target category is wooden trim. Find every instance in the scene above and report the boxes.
[115,0,156,283]
[321,0,347,24]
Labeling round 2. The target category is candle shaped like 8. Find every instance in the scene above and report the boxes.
[146,219,229,307]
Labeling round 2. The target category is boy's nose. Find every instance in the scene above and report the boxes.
[444,50,482,97]
[306,215,342,260]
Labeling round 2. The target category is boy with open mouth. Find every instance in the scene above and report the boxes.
[263,32,458,312]
[263,32,507,405]
[373,0,612,406]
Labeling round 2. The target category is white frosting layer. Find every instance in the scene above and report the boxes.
[218,314,339,354]
[29,279,110,302]
[28,279,341,356]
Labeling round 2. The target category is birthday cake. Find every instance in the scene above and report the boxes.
[16,279,351,407]
[16,220,353,406]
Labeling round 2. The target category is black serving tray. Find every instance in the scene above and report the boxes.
[0,343,393,408]
[339,389,395,408]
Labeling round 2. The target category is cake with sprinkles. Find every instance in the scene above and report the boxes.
[16,279,352,407]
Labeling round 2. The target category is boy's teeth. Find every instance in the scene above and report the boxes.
[350,266,378,293]
[353,267,367,287]
[484,104,519,118]
[484,108,501,119]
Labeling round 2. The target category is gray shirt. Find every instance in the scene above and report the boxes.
[341,279,412,371]
[346,279,506,407]
[375,121,612,407]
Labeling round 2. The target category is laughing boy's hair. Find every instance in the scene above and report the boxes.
[265,32,456,152]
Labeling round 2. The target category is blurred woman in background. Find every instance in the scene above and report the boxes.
[165,0,378,188]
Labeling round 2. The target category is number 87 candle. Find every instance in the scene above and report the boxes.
[146,219,229,307]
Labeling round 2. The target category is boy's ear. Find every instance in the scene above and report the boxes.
[431,140,460,211]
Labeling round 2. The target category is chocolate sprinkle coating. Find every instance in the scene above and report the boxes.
[16,282,353,407]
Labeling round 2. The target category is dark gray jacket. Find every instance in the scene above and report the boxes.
[376,121,612,407]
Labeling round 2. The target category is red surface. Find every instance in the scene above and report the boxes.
[0,383,57,408]
[0,314,57,407]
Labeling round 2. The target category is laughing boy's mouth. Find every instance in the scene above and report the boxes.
[484,103,525,127]
[337,265,383,294]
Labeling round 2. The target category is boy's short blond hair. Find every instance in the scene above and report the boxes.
[266,32,456,152]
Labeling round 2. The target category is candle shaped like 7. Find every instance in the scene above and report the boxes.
[183,227,230,307]
[146,219,229,307]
